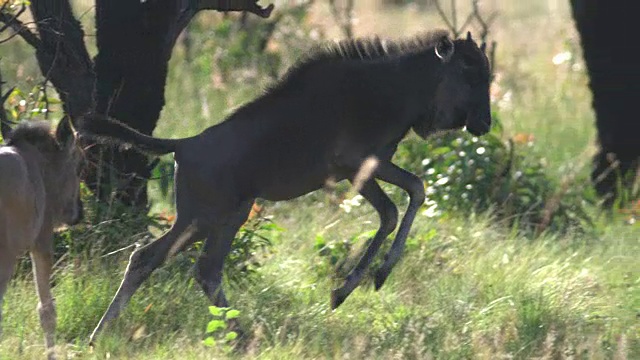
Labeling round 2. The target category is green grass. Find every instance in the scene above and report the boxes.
[1,213,637,359]
[1,0,639,359]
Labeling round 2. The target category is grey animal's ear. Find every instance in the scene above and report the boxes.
[466,31,473,42]
[435,36,455,63]
[56,116,77,151]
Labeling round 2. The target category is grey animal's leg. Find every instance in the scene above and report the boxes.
[30,237,56,360]
[195,201,253,308]
[0,252,17,338]
[331,179,398,309]
[89,219,201,345]
[372,162,425,290]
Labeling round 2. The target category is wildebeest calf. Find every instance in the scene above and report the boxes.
[83,30,492,343]
[0,118,83,360]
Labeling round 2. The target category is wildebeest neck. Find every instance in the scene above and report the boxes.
[392,53,444,138]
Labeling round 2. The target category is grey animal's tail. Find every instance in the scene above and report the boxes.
[81,114,180,155]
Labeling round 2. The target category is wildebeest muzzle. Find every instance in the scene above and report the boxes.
[465,107,491,136]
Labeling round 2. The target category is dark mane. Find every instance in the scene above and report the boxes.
[266,29,450,94]
[5,121,59,152]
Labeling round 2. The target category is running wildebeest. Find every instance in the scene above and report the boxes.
[84,30,491,343]
[0,118,83,360]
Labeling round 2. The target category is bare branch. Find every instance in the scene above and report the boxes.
[434,1,456,35]
[0,67,16,139]
[458,12,474,35]
[434,0,497,41]
[171,0,275,58]
[329,0,355,39]
[471,0,497,44]
[469,0,498,78]
[0,1,25,33]
[195,0,274,18]
[0,4,41,49]
[450,0,457,33]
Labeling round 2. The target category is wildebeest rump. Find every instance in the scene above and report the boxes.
[0,118,83,360]
[84,30,492,343]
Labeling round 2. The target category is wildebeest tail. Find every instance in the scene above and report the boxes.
[81,114,180,155]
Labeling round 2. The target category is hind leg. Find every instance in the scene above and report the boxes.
[195,200,253,308]
[30,234,56,360]
[0,252,17,339]
[89,218,202,345]
[330,179,398,309]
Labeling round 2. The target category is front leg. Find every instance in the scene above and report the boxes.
[31,227,57,360]
[372,162,425,290]
[330,179,398,309]
[0,253,17,340]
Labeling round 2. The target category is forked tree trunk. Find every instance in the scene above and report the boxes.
[88,0,184,206]
[5,0,273,207]
[570,1,640,207]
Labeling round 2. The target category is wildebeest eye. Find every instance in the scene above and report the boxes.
[461,54,476,69]
[460,56,484,84]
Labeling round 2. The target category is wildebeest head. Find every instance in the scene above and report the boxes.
[53,117,84,226]
[414,31,492,138]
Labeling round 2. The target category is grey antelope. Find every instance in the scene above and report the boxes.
[0,118,84,360]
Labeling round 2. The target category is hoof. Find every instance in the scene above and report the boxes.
[330,289,346,310]
[374,268,389,291]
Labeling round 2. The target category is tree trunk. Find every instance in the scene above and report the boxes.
[87,0,185,206]
[5,0,274,208]
[570,1,640,207]
[28,1,95,120]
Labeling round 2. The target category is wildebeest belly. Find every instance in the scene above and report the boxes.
[253,157,337,201]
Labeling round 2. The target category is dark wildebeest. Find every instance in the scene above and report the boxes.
[84,30,491,343]
[0,118,83,360]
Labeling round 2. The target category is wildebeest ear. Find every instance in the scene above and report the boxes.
[435,36,454,63]
[56,116,76,150]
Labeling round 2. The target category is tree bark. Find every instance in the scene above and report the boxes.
[570,1,640,206]
[28,1,95,120]
[86,0,273,206]
[1,0,273,207]
[87,0,185,206]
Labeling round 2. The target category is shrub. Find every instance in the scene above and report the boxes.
[394,113,595,236]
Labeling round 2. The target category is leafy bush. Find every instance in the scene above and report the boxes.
[394,113,595,236]
[3,84,60,123]
[312,230,375,280]
[224,212,282,282]
[185,2,319,86]
[51,198,279,280]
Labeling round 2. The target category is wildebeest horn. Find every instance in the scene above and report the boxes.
[435,36,454,63]
[55,116,76,149]
[466,31,473,42]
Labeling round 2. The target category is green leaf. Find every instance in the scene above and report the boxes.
[206,320,226,333]
[314,234,326,250]
[225,331,238,341]
[432,146,452,156]
[208,306,223,316]
[225,309,240,320]
[202,337,216,347]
